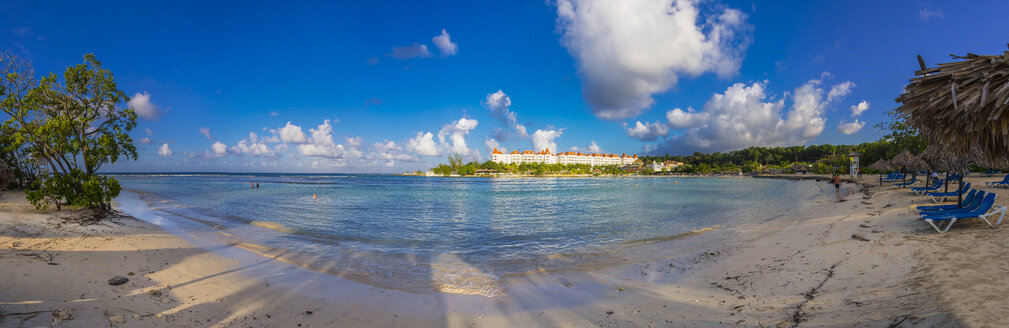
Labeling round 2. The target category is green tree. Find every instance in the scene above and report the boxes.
[1,53,137,212]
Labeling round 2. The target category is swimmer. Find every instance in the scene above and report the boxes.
[313,193,317,200]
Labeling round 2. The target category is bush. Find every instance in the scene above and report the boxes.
[26,169,121,212]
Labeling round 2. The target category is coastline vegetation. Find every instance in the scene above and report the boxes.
[0,52,137,213]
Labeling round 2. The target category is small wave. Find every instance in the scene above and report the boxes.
[621,225,720,246]
[250,221,296,234]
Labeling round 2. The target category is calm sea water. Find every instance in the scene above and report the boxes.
[114,174,830,296]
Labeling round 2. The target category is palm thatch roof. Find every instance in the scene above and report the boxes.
[895,48,1009,166]
[906,155,932,172]
[890,149,916,171]
[867,158,892,171]
[921,144,977,172]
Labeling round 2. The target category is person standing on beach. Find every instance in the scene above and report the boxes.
[831,174,841,192]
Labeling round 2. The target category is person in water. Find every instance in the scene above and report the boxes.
[831,174,841,191]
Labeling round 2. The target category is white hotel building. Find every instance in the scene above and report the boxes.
[491,148,638,166]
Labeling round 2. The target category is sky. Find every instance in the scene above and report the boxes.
[2,1,1009,173]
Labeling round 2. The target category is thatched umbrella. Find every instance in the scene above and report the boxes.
[890,150,915,185]
[895,49,1009,170]
[921,144,979,206]
[906,155,931,187]
[868,158,892,186]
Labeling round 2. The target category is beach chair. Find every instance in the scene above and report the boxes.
[927,183,972,203]
[917,190,978,212]
[911,179,944,196]
[893,175,917,188]
[921,193,1007,233]
[879,173,902,182]
[919,190,984,216]
[987,174,1009,188]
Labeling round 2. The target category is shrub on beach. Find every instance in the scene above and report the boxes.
[1,52,136,214]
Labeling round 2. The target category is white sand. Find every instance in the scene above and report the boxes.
[2,176,1007,327]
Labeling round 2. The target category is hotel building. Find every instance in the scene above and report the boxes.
[491,148,638,166]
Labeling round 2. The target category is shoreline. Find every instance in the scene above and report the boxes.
[4,176,1009,326]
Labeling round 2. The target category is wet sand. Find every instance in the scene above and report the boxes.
[2,176,1007,327]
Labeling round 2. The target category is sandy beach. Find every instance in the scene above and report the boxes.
[2,175,1008,327]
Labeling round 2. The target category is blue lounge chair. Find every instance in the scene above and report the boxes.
[879,173,903,182]
[987,174,1009,188]
[918,190,978,212]
[927,183,972,203]
[911,179,944,196]
[893,175,918,188]
[921,193,1007,233]
[920,190,984,216]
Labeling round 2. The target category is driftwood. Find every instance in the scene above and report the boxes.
[895,47,1009,168]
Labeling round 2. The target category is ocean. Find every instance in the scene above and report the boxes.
[113,173,832,296]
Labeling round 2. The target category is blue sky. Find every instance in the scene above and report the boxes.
[3,1,1008,173]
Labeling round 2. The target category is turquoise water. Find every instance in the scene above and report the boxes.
[114,174,829,295]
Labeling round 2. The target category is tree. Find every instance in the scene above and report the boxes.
[875,107,927,156]
[1,53,137,212]
[447,153,464,172]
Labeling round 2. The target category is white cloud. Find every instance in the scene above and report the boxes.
[437,118,479,157]
[128,91,161,120]
[432,29,458,56]
[202,141,227,158]
[407,132,439,156]
[269,111,280,116]
[158,143,173,156]
[826,81,855,103]
[555,0,750,120]
[278,122,308,144]
[665,107,709,129]
[624,120,669,142]
[531,128,563,153]
[920,4,944,20]
[230,132,276,157]
[485,138,503,153]
[483,90,528,139]
[297,119,349,158]
[199,127,212,140]
[653,77,854,153]
[388,44,432,60]
[372,140,417,164]
[587,141,601,153]
[145,128,153,137]
[139,137,152,144]
[850,100,869,116]
[837,119,865,135]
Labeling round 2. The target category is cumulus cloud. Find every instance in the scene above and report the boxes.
[278,122,308,144]
[826,81,855,103]
[624,121,669,142]
[201,141,227,159]
[145,128,153,137]
[128,91,161,120]
[297,119,350,158]
[139,137,152,144]
[229,132,277,157]
[199,127,212,140]
[850,100,869,116]
[485,138,503,153]
[555,0,751,120]
[371,140,417,165]
[665,107,710,129]
[432,29,458,56]
[652,77,854,154]
[483,90,528,139]
[837,119,865,135]
[587,141,601,153]
[407,132,439,157]
[158,143,172,156]
[531,128,563,153]
[388,44,432,60]
[437,118,480,157]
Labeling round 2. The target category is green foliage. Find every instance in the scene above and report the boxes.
[874,107,927,156]
[1,53,136,212]
[26,169,121,211]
